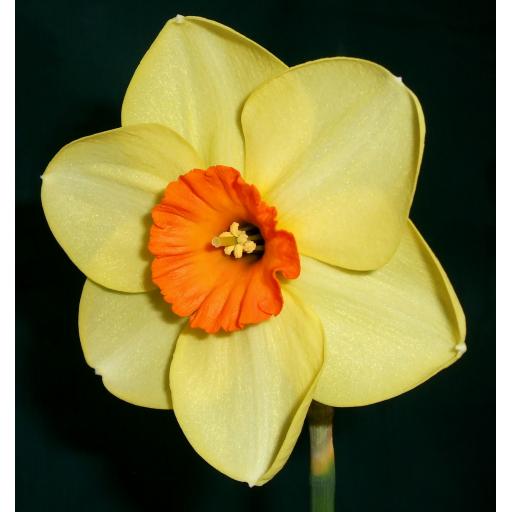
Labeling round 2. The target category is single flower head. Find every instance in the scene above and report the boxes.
[41,16,466,486]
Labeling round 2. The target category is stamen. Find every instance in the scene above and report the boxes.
[229,222,241,236]
[237,232,248,244]
[244,241,256,254]
[234,244,244,259]
[212,222,264,259]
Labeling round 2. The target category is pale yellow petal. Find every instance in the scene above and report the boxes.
[285,220,465,407]
[41,124,203,292]
[122,15,287,170]
[242,58,425,270]
[79,279,185,409]
[170,290,324,485]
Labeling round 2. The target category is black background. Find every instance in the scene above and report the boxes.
[16,0,495,511]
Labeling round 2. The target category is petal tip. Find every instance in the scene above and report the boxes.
[172,14,186,24]
[454,342,467,357]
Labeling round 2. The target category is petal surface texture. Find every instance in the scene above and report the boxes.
[149,166,300,333]
[170,290,323,485]
[122,16,287,170]
[242,58,425,270]
[285,221,466,407]
[41,124,203,292]
[79,280,185,409]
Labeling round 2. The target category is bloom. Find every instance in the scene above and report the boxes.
[41,15,466,486]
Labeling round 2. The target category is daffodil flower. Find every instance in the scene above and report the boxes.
[41,15,466,487]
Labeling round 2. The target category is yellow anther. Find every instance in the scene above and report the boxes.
[233,244,244,259]
[212,222,262,259]
[237,232,248,244]
[244,241,256,254]
[229,222,241,236]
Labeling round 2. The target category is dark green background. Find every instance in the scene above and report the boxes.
[16,0,495,510]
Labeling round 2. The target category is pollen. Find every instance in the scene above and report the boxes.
[211,222,261,259]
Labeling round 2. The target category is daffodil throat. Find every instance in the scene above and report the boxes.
[212,221,264,259]
[149,165,300,333]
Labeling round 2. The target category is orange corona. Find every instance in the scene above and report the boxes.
[149,166,300,333]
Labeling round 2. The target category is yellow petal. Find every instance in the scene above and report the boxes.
[284,220,466,407]
[170,290,324,485]
[122,15,287,170]
[79,279,185,409]
[242,58,425,270]
[41,124,203,292]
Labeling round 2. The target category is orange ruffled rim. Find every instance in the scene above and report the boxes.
[149,166,300,333]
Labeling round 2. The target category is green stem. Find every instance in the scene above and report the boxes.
[308,402,335,512]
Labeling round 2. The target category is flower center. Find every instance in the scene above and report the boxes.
[149,165,300,333]
[211,221,264,258]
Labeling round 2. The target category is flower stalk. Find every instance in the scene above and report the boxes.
[308,401,335,512]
